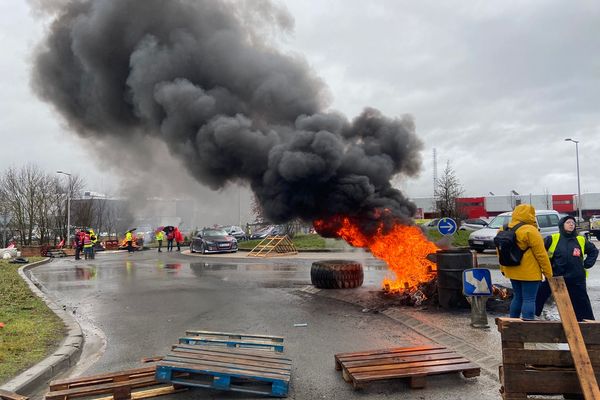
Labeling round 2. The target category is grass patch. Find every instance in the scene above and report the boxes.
[239,234,345,250]
[0,258,65,384]
[425,229,471,247]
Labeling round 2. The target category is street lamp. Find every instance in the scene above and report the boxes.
[56,171,72,245]
[564,138,583,224]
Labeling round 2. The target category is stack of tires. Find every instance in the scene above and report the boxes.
[310,260,364,289]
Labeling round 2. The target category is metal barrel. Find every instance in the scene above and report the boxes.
[434,248,473,309]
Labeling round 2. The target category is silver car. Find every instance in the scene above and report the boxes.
[468,210,560,253]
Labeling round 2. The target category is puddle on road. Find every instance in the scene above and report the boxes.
[75,266,97,280]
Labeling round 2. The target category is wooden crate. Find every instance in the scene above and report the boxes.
[156,344,292,397]
[497,317,600,399]
[45,365,184,400]
[334,345,480,390]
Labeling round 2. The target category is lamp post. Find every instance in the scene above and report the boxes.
[564,138,583,224]
[57,171,72,246]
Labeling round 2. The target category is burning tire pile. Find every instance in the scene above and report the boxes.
[310,260,364,289]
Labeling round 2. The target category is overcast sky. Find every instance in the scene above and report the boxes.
[1,0,599,201]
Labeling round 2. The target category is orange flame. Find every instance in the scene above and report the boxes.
[314,215,438,291]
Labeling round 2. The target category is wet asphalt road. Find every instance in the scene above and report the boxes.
[30,250,500,399]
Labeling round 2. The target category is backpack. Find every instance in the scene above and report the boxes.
[494,222,527,266]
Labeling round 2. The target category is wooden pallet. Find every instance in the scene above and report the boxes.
[156,344,292,397]
[180,330,284,352]
[498,317,600,399]
[335,345,480,390]
[246,236,297,257]
[0,389,28,400]
[45,366,185,400]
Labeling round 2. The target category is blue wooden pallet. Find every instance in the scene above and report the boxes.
[179,336,285,352]
[156,345,291,397]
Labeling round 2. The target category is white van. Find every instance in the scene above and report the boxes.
[468,209,560,253]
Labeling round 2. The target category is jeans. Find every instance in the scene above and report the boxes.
[510,279,540,320]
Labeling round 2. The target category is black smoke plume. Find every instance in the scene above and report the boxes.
[31,0,423,237]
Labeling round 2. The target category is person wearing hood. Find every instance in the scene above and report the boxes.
[500,204,553,320]
[535,215,598,321]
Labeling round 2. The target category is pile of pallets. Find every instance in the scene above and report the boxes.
[0,389,28,400]
[44,366,183,400]
[498,318,600,398]
[156,330,291,397]
[334,345,480,390]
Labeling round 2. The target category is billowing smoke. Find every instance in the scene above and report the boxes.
[31,0,423,236]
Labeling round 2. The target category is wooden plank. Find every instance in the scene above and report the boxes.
[343,353,466,369]
[184,330,284,342]
[502,368,585,394]
[338,348,454,364]
[178,337,284,352]
[0,389,28,400]
[163,355,291,376]
[347,358,473,375]
[94,385,185,400]
[496,317,600,344]
[549,276,600,400]
[352,362,480,383]
[184,335,281,346]
[157,361,290,382]
[50,366,156,390]
[45,376,158,400]
[503,348,600,367]
[335,345,445,360]
[172,344,291,363]
[168,350,291,371]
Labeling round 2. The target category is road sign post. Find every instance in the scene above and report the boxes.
[463,268,493,329]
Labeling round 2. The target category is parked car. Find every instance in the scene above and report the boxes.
[221,225,247,241]
[189,228,238,254]
[420,219,441,231]
[468,209,560,253]
[459,218,490,231]
[249,225,286,240]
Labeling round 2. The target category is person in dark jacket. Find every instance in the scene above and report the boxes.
[536,215,599,321]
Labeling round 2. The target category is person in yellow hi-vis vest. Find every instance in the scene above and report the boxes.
[125,230,133,253]
[83,230,93,260]
[89,228,98,260]
[155,230,164,253]
[535,215,599,321]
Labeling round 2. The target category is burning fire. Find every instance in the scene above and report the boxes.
[314,214,438,292]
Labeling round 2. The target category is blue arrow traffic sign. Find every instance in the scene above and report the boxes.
[463,268,493,296]
[437,217,457,235]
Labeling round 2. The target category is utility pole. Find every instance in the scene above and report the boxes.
[564,139,583,223]
[57,171,72,245]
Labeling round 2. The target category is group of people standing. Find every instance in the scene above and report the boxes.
[73,228,98,260]
[155,226,183,253]
[501,204,598,321]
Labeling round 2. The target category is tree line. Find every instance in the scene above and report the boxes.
[0,164,132,247]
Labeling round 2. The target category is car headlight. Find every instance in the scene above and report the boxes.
[204,240,215,245]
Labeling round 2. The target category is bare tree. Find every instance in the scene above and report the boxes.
[434,160,464,220]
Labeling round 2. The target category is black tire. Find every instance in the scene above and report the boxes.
[190,243,195,253]
[596,234,600,241]
[201,243,207,254]
[310,260,363,289]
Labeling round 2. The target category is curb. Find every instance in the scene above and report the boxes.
[0,258,83,395]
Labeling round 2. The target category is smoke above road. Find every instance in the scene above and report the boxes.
[31,0,424,235]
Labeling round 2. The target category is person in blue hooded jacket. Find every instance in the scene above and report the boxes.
[535,215,599,321]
